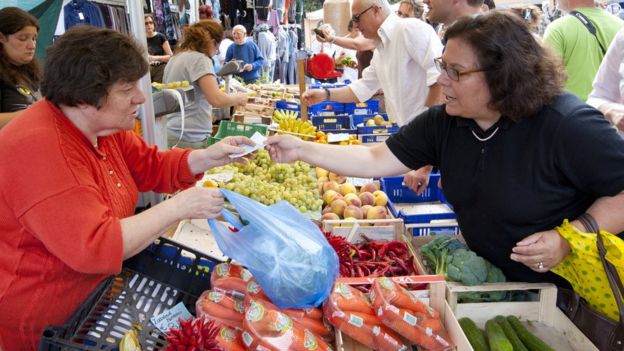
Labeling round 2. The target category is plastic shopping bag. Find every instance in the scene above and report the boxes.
[551,219,624,320]
[208,189,339,309]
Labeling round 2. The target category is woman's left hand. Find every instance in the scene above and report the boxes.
[510,229,571,272]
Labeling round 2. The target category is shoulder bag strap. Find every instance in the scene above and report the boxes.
[569,11,607,55]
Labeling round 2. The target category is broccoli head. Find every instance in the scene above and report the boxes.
[446,249,488,286]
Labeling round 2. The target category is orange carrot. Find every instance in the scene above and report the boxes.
[293,316,332,339]
[372,277,439,319]
[216,326,246,351]
[288,324,333,351]
[380,308,449,349]
[196,291,244,329]
[326,282,374,315]
[214,277,248,296]
[211,262,252,284]
[284,307,323,321]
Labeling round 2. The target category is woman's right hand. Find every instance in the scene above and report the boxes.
[171,187,224,219]
[264,134,305,164]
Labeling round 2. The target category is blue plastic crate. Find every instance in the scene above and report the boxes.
[309,101,346,116]
[311,114,353,131]
[380,174,457,235]
[351,114,399,143]
[345,100,380,115]
[275,100,300,113]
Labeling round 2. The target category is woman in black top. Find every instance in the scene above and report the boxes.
[0,7,40,129]
[144,14,173,83]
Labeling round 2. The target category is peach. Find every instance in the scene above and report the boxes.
[360,182,379,194]
[322,181,340,194]
[343,193,362,207]
[316,167,329,178]
[330,198,348,218]
[373,190,389,207]
[322,205,332,214]
[321,212,340,221]
[317,176,329,183]
[358,192,375,206]
[343,205,363,220]
[329,172,347,184]
[366,205,387,220]
[322,190,340,205]
[361,205,373,217]
[339,183,357,196]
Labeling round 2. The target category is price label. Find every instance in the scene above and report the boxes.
[150,302,192,333]
[346,177,374,187]
[327,133,350,142]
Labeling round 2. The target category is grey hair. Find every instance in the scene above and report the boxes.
[232,24,246,34]
[359,0,392,16]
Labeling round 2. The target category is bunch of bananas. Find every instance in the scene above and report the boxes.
[151,81,190,90]
[278,119,315,137]
[272,109,299,124]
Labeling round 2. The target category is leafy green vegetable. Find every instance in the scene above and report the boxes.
[447,249,488,286]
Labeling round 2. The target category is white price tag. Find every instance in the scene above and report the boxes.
[78,12,85,20]
[327,133,350,142]
[229,132,267,158]
[346,177,374,187]
[150,302,193,333]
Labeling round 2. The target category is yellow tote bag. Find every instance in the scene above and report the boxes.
[551,220,624,321]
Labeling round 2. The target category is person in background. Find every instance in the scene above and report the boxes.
[334,21,360,83]
[424,0,485,38]
[482,0,496,11]
[145,13,173,83]
[587,27,624,132]
[266,15,624,340]
[510,5,545,40]
[0,7,40,129]
[397,0,426,19]
[219,29,234,66]
[310,0,443,195]
[225,25,265,84]
[0,25,254,350]
[164,20,248,149]
[543,0,623,101]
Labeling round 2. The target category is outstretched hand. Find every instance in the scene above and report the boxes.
[264,134,304,164]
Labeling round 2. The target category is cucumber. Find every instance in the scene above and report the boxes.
[494,315,528,351]
[458,317,490,351]
[507,315,555,351]
[485,319,513,351]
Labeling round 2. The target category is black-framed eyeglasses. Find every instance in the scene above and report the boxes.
[434,57,486,81]
[352,5,375,23]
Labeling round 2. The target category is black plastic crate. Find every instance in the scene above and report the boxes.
[39,237,221,351]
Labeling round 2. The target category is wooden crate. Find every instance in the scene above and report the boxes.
[446,282,598,351]
[334,276,471,351]
[321,218,404,243]
[409,234,466,276]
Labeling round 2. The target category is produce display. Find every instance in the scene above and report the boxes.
[324,233,416,278]
[459,316,555,351]
[206,149,323,213]
[272,109,298,123]
[276,118,316,138]
[164,318,222,351]
[151,80,190,89]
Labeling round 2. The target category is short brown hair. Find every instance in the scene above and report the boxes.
[177,20,223,56]
[0,7,41,88]
[41,26,148,108]
[444,12,565,121]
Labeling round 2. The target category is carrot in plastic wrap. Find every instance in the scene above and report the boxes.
[326,282,374,314]
[211,262,252,285]
[370,276,439,319]
[213,277,248,297]
[327,310,408,351]
[196,290,245,329]
[216,326,246,351]
[245,278,269,301]
[243,297,331,351]
[293,316,333,340]
[283,307,323,321]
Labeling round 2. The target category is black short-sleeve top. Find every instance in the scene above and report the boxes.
[147,32,167,56]
[386,93,624,285]
[0,82,38,113]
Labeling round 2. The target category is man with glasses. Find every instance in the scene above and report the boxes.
[303,0,443,194]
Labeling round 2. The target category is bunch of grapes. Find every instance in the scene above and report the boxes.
[207,149,323,213]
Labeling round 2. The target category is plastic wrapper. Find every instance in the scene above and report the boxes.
[216,325,246,351]
[323,282,408,351]
[371,277,453,350]
[211,262,253,298]
[196,290,245,330]
[208,189,339,309]
[241,296,333,351]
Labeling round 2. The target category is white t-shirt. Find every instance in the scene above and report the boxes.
[163,51,215,142]
[219,38,234,64]
[349,15,443,126]
[588,28,624,108]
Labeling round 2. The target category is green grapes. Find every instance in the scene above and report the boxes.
[206,149,320,212]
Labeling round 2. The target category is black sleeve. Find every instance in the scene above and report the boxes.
[0,84,31,113]
[554,103,624,197]
[385,106,445,170]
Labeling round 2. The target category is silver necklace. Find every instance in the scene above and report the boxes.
[471,127,499,142]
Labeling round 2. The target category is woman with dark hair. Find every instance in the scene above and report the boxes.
[266,11,624,286]
[0,7,41,128]
[144,13,173,83]
[0,26,253,349]
[164,19,248,149]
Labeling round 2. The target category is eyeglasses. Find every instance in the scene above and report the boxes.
[434,57,486,81]
[352,5,375,23]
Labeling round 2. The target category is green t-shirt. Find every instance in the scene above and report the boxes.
[543,8,623,101]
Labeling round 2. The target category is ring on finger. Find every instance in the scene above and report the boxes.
[537,262,545,270]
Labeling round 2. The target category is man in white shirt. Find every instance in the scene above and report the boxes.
[303,0,443,127]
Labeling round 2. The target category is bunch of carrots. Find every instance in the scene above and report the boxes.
[323,279,453,350]
[324,233,416,278]
[193,262,334,351]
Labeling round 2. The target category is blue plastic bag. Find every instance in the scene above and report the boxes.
[207,189,339,309]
